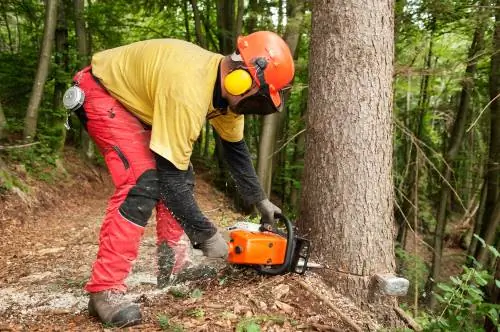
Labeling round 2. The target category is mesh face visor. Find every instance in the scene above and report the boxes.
[234,93,282,115]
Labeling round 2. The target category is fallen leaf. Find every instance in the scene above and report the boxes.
[272,284,290,300]
[259,301,268,311]
[275,300,293,313]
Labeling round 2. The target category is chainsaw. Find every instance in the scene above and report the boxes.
[226,213,312,275]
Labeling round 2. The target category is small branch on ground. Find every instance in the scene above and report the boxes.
[394,306,422,331]
[0,142,40,150]
[310,322,344,331]
[298,280,363,332]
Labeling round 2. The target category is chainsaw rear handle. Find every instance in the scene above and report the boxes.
[255,213,295,275]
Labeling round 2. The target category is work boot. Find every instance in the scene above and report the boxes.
[88,290,142,327]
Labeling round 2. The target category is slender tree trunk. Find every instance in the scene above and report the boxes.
[246,0,258,34]
[181,0,191,42]
[215,0,234,53]
[203,122,210,158]
[299,0,396,309]
[23,0,58,141]
[74,0,88,69]
[0,99,6,140]
[52,0,69,155]
[475,1,500,266]
[428,8,487,308]
[235,0,244,39]
[256,0,305,197]
[1,5,14,54]
[74,0,94,159]
[397,25,435,247]
[189,0,206,48]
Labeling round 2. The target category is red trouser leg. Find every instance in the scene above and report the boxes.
[75,67,158,293]
[156,204,189,273]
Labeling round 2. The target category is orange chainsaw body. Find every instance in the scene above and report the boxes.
[227,230,287,265]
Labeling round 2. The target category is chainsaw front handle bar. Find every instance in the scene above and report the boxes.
[255,213,295,276]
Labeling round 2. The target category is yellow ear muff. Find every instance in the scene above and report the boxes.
[224,69,253,95]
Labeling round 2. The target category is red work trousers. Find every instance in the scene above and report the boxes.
[74,67,188,293]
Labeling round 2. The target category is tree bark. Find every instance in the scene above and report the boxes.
[23,0,58,141]
[51,0,69,155]
[215,0,234,54]
[189,0,207,48]
[299,0,396,308]
[181,0,191,42]
[235,0,244,39]
[475,0,500,267]
[0,99,6,140]
[256,0,305,197]
[74,0,94,159]
[428,5,487,309]
[397,24,435,247]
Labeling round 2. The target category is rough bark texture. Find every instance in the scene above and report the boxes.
[476,0,500,266]
[299,0,396,307]
[23,0,58,141]
[428,7,487,308]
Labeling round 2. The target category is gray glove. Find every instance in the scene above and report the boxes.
[198,232,228,259]
[256,199,282,230]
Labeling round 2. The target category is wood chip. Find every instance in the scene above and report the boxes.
[274,300,293,313]
[272,283,290,300]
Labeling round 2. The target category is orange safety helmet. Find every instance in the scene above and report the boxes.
[236,31,295,109]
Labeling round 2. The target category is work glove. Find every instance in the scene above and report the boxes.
[256,199,282,231]
[198,232,228,259]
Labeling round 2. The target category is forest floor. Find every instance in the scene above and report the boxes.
[0,148,458,331]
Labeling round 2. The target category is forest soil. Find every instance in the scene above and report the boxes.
[0,148,452,331]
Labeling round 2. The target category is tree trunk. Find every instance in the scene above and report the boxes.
[397,25,435,247]
[299,0,396,308]
[189,0,207,48]
[0,99,6,140]
[23,0,58,141]
[235,0,244,39]
[74,0,94,159]
[428,7,487,309]
[256,0,305,197]
[475,1,500,267]
[0,4,14,54]
[51,0,69,155]
[215,0,234,54]
[181,0,191,42]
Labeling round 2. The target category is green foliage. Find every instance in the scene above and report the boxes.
[157,314,184,332]
[169,287,188,298]
[187,307,204,319]
[0,168,28,194]
[235,316,286,332]
[415,247,500,331]
[190,288,203,299]
[396,246,429,299]
[5,142,59,181]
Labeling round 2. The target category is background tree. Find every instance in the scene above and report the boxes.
[299,0,396,309]
[23,0,58,141]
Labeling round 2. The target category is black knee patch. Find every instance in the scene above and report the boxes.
[119,169,159,227]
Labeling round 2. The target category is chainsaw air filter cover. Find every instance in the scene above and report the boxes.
[227,229,287,266]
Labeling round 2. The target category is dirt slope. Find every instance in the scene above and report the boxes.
[0,149,385,331]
